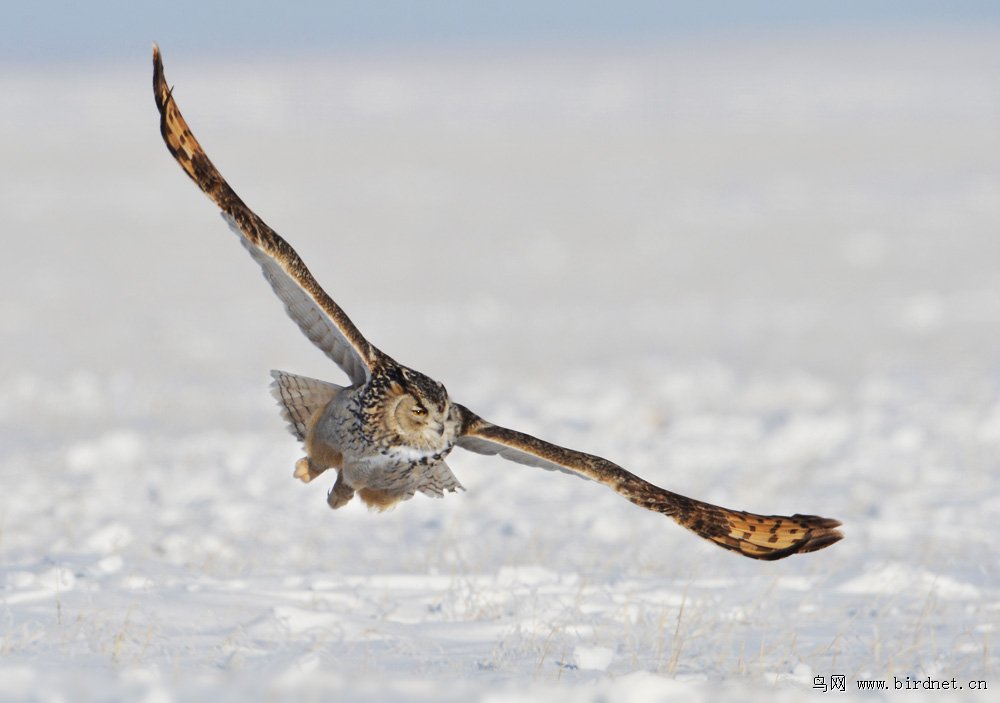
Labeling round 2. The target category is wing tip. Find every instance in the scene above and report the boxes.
[152,41,163,79]
[152,41,169,112]
[796,515,845,553]
[745,514,844,561]
[793,513,843,529]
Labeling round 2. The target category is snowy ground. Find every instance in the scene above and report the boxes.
[2,30,999,702]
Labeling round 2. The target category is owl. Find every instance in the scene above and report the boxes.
[153,45,842,560]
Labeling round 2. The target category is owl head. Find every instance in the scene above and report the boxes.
[386,366,455,447]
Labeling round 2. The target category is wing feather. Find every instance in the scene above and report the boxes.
[455,406,843,561]
[152,43,376,385]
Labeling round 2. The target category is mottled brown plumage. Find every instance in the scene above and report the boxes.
[152,44,843,559]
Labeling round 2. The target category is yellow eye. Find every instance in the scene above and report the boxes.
[411,405,427,416]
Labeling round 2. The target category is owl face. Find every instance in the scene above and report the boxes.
[385,367,455,449]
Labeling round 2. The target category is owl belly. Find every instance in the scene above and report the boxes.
[344,450,443,491]
[336,452,453,511]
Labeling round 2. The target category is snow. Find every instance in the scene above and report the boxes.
[2,30,1000,702]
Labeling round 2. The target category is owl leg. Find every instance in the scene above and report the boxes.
[293,443,344,484]
[293,457,328,483]
[327,470,355,509]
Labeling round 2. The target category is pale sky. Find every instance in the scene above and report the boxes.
[5,0,1000,65]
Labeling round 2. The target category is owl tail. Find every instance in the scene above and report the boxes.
[416,461,465,498]
[269,370,342,441]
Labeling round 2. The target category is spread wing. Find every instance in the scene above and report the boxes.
[455,406,843,561]
[152,44,377,385]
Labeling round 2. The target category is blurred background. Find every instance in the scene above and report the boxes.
[4,0,1000,63]
[3,1,998,433]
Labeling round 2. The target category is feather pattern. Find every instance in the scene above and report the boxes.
[269,370,342,441]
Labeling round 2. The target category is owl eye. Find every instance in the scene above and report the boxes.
[411,404,427,417]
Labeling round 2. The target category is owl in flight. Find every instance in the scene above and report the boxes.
[152,45,842,560]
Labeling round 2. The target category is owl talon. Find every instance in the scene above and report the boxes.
[327,471,355,509]
[327,484,354,509]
